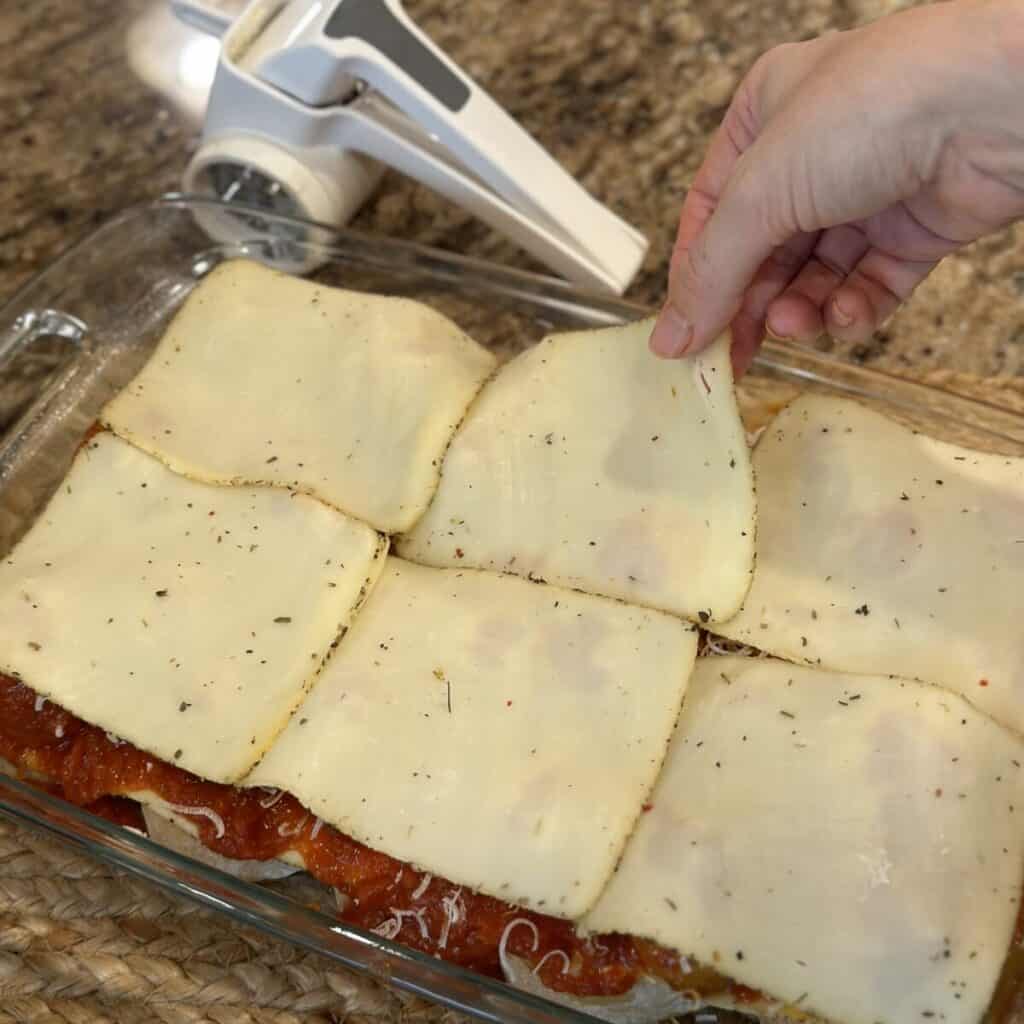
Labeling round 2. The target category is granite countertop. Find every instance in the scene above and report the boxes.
[1,0,1022,378]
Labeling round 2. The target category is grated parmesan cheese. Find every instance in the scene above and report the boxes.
[276,816,307,838]
[157,801,226,839]
[258,787,285,809]
[498,918,540,978]
[533,949,571,976]
[437,888,464,950]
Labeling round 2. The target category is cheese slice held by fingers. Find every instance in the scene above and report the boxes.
[716,394,1024,735]
[248,557,696,918]
[0,432,387,783]
[397,321,755,624]
[101,259,497,533]
[585,656,1024,1024]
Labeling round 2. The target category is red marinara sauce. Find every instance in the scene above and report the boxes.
[0,673,757,1001]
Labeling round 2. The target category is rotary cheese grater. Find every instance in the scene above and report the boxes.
[157,0,648,293]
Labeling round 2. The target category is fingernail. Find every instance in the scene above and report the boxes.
[765,318,792,343]
[649,306,694,358]
[831,295,854,327]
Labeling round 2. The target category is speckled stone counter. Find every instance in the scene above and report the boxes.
[2,0,1023,378]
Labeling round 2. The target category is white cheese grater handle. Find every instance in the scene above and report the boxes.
[178,0,648,294]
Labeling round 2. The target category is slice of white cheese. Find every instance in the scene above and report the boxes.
[585,656,1024,1024]
[101,259,497,534]
[396,322,755,624]
[716,394,1024,735]
[248,557,696,918]
[0,432,386,783]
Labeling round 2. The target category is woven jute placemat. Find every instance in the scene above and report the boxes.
[0,810,452,1023]
[1,369,1022,1023]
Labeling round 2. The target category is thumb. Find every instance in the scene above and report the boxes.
[650,148,785,359]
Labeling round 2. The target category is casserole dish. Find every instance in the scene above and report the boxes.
[1,196,1023,1024]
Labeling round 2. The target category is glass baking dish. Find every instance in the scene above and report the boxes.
[1,196,1023,1024]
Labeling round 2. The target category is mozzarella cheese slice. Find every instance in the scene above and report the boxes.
[716,394,1024,735]
[397,322,755,624]
[248,557,696,918]
[585,656,1024,1024]
[101,259,497,533]
[0,432,386,783]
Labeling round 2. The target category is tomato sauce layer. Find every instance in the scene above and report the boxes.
[0,673,761,1000]
[5,673,1023,1018]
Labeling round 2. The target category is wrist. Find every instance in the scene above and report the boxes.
[993,0,1024,91]
[906,0,1024,166]
[960,0,1024,115]
[950,0,1024,187]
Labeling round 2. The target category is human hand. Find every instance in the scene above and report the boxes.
[649,0,1024,374]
